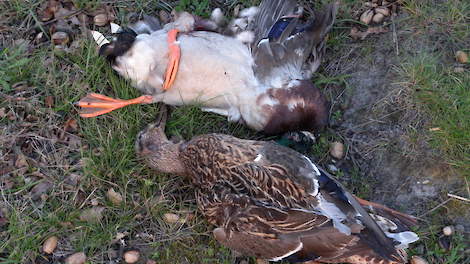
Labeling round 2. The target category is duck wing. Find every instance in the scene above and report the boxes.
[250,0,338,82]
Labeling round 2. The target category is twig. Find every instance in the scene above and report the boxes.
[419,198,451,218]
[447,193,470,203]
[391,15,399,56]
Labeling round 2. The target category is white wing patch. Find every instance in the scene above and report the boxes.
[254,154,262,162]
[315,194,351,235]
[269,242,303,262]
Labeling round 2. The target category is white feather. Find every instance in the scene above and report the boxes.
[91,30,109,47]
[269,242,303,262]
[211,8,224,26]
[110,22,121,34]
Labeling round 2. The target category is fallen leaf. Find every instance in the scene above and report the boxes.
[0,217,7,227]
[79,207,105,223]
[39,0,60,22]
[0,107,6,118]
[30,181,53,200]
[350,26,388,40]
[44,96,54,107]
[64,118,78,133]
[14,154,28,168]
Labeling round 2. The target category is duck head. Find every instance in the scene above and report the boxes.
[98,28,137,65]
[135,106,186,175]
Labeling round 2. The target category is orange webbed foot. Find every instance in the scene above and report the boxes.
[78,93,153,117]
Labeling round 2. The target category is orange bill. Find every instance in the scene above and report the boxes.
[78,93,153,118]
[163,29,180,91]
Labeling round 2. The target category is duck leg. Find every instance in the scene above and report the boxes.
[78,93,153,117]
[353,195,418,226]
[78,29,181,117]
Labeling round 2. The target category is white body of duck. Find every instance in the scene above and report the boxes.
[99,0,337,134]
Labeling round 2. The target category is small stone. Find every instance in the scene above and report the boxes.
[454,67,465,73]
[410,256,428,264]
[327,164,339,173]
[51,31,69,46]
[456,51,468,63]
[42,236,58,254]
[330,142,345,159]
[443,226,454,236]
[123,250,140,264]
[360,9,374,25]
[372,13,385,23]
[94,14,108,26]
[65,252,87,264]
[107,188,123,205]
[163,213,180,224]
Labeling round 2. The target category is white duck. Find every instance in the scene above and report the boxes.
[79,0,338,135]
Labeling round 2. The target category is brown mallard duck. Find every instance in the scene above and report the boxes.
[136,107,419,263]
[78,0,338,135]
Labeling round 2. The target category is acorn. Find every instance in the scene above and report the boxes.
[42,236,58,254]
[375,7,391,16]
[93,14,109,26]
[51,31,69,46]
[123,250,140,263]
[330,142,345,159]
[65,252,87,264]
[456,51,468,63]
[163,213,180,224]
[410,256,429,264]
[372,13,385,23]
[443,226,454,236]
[360,9,374,25]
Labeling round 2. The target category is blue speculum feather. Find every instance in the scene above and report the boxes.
[267,16,308,42]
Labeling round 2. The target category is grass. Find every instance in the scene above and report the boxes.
[398,55,470,178]
[1,0,469,263]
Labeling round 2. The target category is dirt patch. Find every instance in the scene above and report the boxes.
[322,13,468,229]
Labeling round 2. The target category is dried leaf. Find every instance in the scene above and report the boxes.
[350,26,388,40]
[44,96,54,107]
[64,118,78,133]
[30,181,53,200]
[15,154,28,168]
[0,107,6,118]
[40,0,60,22]
[79,207,105,223]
